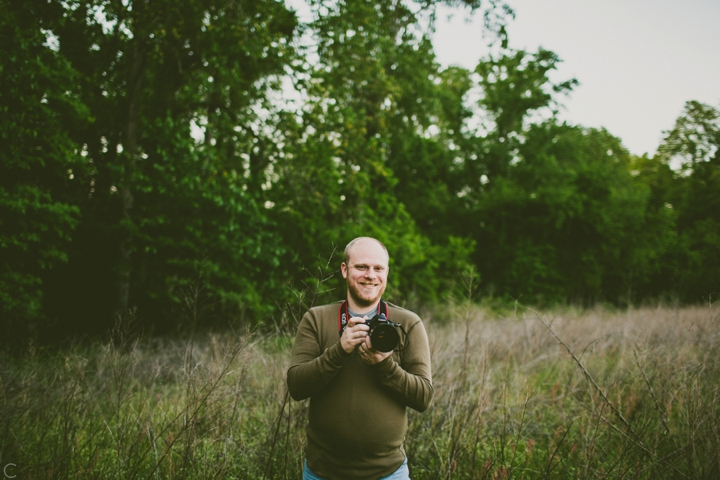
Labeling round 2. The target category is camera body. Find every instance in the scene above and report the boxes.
[365,313,401,352]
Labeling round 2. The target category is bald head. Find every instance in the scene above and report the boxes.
[343,237,389,265]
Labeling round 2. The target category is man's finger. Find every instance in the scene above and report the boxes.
[348,316,367,328]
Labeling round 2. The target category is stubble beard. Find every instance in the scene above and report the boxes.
[348,281,385,309]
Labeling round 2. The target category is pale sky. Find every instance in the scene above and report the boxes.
[433,0,720,156]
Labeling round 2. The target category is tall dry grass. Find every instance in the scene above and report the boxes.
[411,301,720,479]
[1,302,718,479]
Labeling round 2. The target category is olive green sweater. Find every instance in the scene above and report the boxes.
[287,301,433,480]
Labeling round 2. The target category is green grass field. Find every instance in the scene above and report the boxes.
[1,303,718,479]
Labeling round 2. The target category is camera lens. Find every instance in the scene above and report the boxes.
[370,323,399,352]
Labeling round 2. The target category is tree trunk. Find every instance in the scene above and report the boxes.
[114,42,146,318]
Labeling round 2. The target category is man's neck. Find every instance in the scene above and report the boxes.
[346,298,380,315]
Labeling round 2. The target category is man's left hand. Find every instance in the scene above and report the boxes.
[357,337,392,365]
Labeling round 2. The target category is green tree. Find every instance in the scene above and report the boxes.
[424,47,676,305]
[2,0,517,339]
[0,0,89,339]
[453,47,576,301]
[269,0,508,304]
[658,101,720,301]
[38,0,298,334]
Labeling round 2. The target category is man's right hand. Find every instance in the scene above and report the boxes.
[340,316,370,354]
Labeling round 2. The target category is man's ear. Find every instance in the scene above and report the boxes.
[340,262,348,279]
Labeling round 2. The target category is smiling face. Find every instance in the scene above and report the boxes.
[341,238,389,311]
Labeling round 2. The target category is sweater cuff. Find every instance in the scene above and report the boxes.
[369,355,396,376]
[326,339,351,365]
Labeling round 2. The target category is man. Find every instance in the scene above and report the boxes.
[287,237,433,480]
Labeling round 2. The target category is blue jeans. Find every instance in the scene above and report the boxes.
[303,457,410,480]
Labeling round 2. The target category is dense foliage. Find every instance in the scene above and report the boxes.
[1,0,719,341]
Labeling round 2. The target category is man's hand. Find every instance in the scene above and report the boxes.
[358,336,393,365]
[340,316,370,354]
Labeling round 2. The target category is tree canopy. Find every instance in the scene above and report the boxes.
[1,0,718,342]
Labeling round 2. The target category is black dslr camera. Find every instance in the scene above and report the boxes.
[365,313,402,352]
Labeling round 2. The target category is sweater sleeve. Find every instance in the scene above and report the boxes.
[286,309,350,401]
[369,318,433,412]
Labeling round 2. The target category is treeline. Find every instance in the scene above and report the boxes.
[2,0,719,341]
